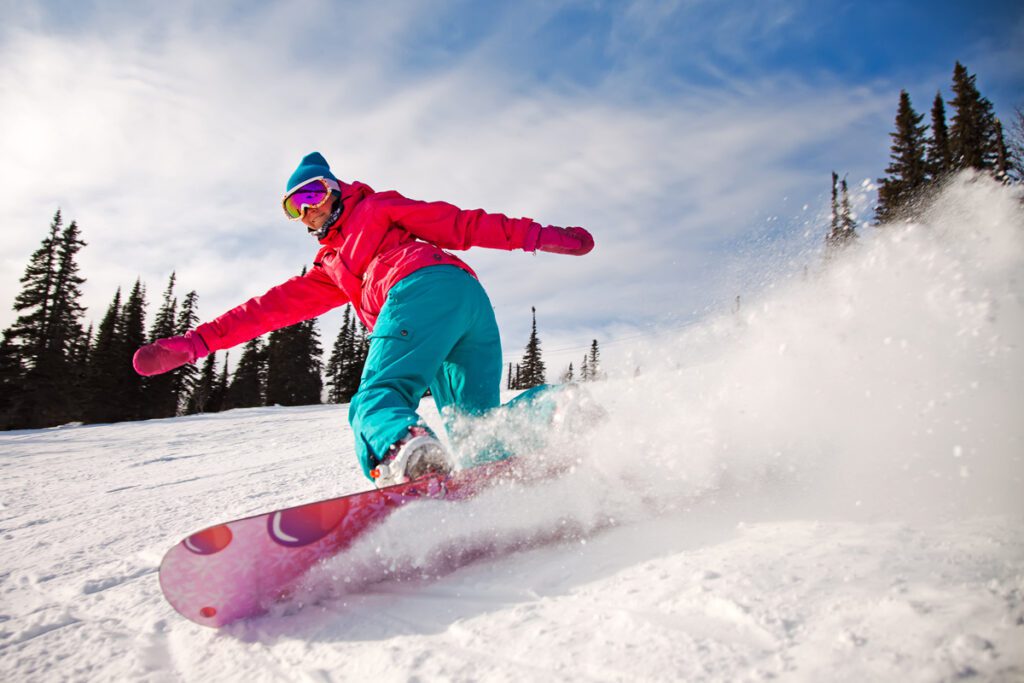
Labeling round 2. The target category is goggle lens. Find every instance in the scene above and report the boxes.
[283,179,331,219]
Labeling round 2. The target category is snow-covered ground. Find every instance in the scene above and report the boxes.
[2,175,1023,681]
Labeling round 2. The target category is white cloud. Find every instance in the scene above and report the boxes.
[0,2,896,371]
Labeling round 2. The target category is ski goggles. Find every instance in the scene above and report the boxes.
[282,177,340,220]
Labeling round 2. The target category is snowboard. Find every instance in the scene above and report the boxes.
[159,384,600,628]
[158,457,521,628]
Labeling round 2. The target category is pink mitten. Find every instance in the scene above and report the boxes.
[535,226,594,256]
[133,331,210,376]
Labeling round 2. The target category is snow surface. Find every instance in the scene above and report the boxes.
[2,174,1023,682]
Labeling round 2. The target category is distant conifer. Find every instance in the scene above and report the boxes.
[876,91,929,223]
[187,353,218,415]
[561,361,575,383]
[0,330,22,429]
[325,311,350,404]
[86,289,123,423]
[586,339,603,381]
[265,268,323,406]
[518,307,546,388]
[144,273,180,418]
[174,290,201,413]
[226,338,266,409]
[326,306,364,403]
[926,92,953,180]
[5,211,88,427]
[211,353,229,412]
[826,173,858,256]
[949,62,999,173]
[118,280,148,421]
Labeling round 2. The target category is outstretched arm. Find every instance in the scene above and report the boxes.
[134,266,348,376]
[375,193,594,255]
[195,267,348,352]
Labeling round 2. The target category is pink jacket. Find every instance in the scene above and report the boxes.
[196,181,543,352]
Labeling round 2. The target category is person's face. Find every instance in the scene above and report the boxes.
[301,196,336,232]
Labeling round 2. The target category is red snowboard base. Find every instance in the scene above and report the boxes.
[159,458,520,628]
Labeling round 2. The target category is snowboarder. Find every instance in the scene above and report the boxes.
[133,152,594,487]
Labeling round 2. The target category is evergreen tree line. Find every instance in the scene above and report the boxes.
[1,213,372,430]
[824,61,1018,255]
[507,306,604,389]
[874,61,1017,224]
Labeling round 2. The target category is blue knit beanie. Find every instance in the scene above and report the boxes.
[286,152,338,193]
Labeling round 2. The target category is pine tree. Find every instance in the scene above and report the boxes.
[949,62,998,173]
[226,338,266,409]
[9,211,62,367]
[299,318,324,403]
[518,307,546,388]
[876,91,929,223]
[325,318,347,404]
[926,92,953,180]
[117,280,148,421]
[45,217,88,424]
[211,353,229,412]
[266,325,299,406]
[826,171,841,253]
[0,330,23,429]
[143,273,180,418]
[840,179,857,241]
[266,319,323,406]
[826,173,858,256]
[86,289,123,423]
[586,339,603,381]
[580,354,590,382]
[175,290,201,414]
[49,219,87,351]
[6,211,88,427]
[357,318,370,365]
[186,352,217,414]
[339,313,371,399]
[71,324,92,370]
[66,322,92,422]
[266,269,324,407]
[561,361,574,383]
[326,306,360,403]
[150,273,178,339]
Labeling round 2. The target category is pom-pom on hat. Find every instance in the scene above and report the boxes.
[286,152,338,193]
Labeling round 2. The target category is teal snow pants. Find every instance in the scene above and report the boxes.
[349,266,503,479]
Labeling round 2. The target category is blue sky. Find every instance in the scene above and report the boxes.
[0,0,1021,376]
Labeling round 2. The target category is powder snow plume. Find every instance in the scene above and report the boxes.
[285,172,1022,611]
[586,172,1023,521]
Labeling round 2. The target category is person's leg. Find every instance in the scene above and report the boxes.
[427,274,504,463]
[349,267,489,478]
[428,275,502,413]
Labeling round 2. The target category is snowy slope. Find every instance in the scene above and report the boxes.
[2,174,1023,682]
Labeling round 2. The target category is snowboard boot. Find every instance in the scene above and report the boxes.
[370,426,454,488]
